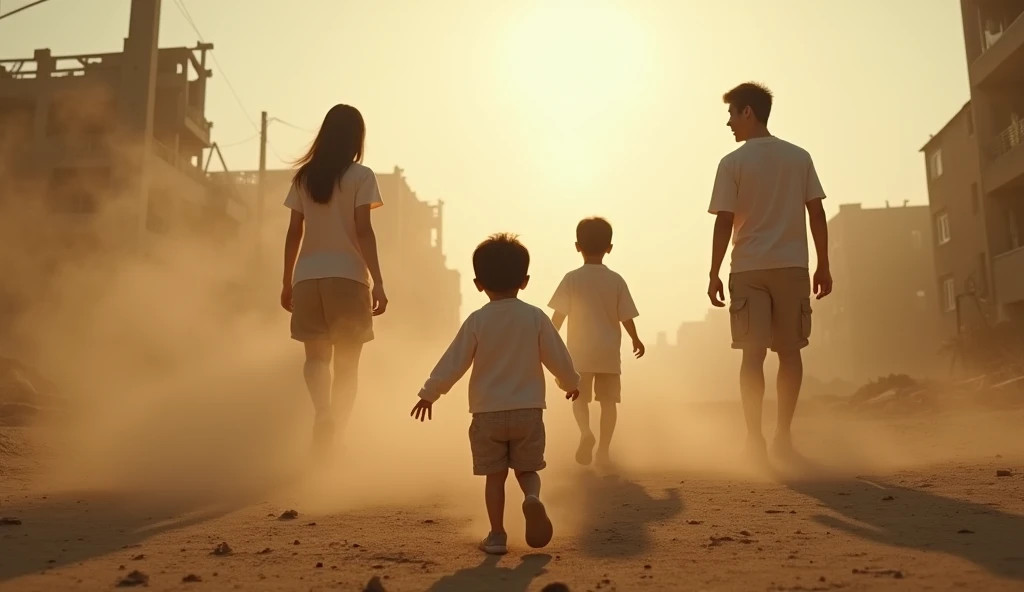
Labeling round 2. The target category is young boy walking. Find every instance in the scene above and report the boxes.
[548,217,644,468]
[411,233,580,555]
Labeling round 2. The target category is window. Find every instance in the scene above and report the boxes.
[936,211,951,244]
[929,149,944,179]
[911,230,923,249]
[942,277,956,313]
[971,183,980,215]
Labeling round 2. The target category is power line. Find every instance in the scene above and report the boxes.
[216,132,260,148]
[271,118,316,134]
[0,0,55,22]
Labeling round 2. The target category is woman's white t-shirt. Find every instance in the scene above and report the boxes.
[283,162,383,287]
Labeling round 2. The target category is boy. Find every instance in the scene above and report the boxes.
[410,233,581,555]
[548,217,644,468]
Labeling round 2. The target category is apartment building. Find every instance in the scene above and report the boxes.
[213,166,462,342]
[921,103,996,335]
[954,1,1024,322]
[814,203,943,381]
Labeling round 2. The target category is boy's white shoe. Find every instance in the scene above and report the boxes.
[479,532,508,555]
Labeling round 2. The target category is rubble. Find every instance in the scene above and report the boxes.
[0,356,64,427]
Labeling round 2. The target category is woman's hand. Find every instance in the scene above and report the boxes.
[372,283,388,316]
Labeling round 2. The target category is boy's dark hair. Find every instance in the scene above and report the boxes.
[576,217,613,256]
[723,82,773,124]
[473,233,530,292]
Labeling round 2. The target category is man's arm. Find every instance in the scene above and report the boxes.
[710,212,734,280]
[806,198,833,298]
[355,205,384,289]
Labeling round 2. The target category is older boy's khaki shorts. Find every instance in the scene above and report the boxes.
[578,373,622,403]
[469,409,546,476]
[291,278,374,344]
[728,267,812,352]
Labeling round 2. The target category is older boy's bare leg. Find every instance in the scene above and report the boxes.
[596,401,617,466]
[515,470,552,548]
[572,400,596,465]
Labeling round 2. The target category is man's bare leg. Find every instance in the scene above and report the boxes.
[774,349,803,457]
[595,401,617,466]
[480,470,509,554]
[515,470,552,548]
[740,347,768,459]
[330,342,363,434]
[572,400,596,465]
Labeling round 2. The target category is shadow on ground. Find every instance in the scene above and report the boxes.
[564,470,683,559]
[426,553,551,592]
[788,473,1024,581]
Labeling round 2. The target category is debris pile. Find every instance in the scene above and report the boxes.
[0,356,64,427]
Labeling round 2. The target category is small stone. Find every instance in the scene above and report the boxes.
[644,564,652,570]
[131,554,145,561]
[996,470,1012,477]
[279,510,299,520]
[423,519,435,524]
[293,540,301,545]
[740,530,751,536]
[686,520,703,525]
[882,496,895,501]
[116,570,149,587]
[316,562,323,568]
[258,548,272,555]
[1,517,22,526]
[182,574,202,583]
[211,542,232,556]
[307,522,317,526]
[958,529,975,534]
[765,510,784,514]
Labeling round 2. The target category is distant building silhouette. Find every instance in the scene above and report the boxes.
[814,203,943,381]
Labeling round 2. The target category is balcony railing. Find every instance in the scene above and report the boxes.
[986,118,1024,162]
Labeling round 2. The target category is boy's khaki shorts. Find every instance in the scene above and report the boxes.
[468,409,546,476]
[290,277,374,344]
[728,267,812,352]
[577,372,621,403]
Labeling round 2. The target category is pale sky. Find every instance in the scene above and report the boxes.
[1,0,970,339]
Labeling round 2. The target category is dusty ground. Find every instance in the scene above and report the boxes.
[1,400,1023,592]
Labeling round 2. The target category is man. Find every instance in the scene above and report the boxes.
[706,82,832,463]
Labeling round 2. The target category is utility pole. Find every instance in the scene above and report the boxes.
[256,110,268,262]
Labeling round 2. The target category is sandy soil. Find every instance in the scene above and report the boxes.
[2,401,1023,592]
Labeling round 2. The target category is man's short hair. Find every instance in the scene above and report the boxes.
[473,233,530,292]
[723,82,773,124]
[576,217,613,256]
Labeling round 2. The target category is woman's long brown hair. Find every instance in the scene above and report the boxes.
[293,104,366,204]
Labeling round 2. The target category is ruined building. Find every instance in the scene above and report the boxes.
[212,167,463,342]
[923,1,1024,338]
[0,0,247,248]
[814,203,944,381]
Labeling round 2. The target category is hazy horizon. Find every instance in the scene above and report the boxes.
[0,0,971,336]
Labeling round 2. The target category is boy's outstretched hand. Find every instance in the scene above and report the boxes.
[565,389,580,401]
[411,399,433,421]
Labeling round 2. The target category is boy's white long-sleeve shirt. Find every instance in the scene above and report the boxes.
[417,298,580,414]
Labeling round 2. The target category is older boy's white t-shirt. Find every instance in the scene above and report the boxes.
[283,162,383,287]
[548,264,639,375]
[707,137,826,274]
[417,298,580,414]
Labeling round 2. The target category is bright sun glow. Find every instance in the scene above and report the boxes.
[496,1,657,185]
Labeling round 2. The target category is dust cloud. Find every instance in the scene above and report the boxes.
[2,92,1020,537]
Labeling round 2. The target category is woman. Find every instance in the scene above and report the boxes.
[280,104,387,451]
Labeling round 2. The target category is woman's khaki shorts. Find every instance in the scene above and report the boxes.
[290,278,374,344]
